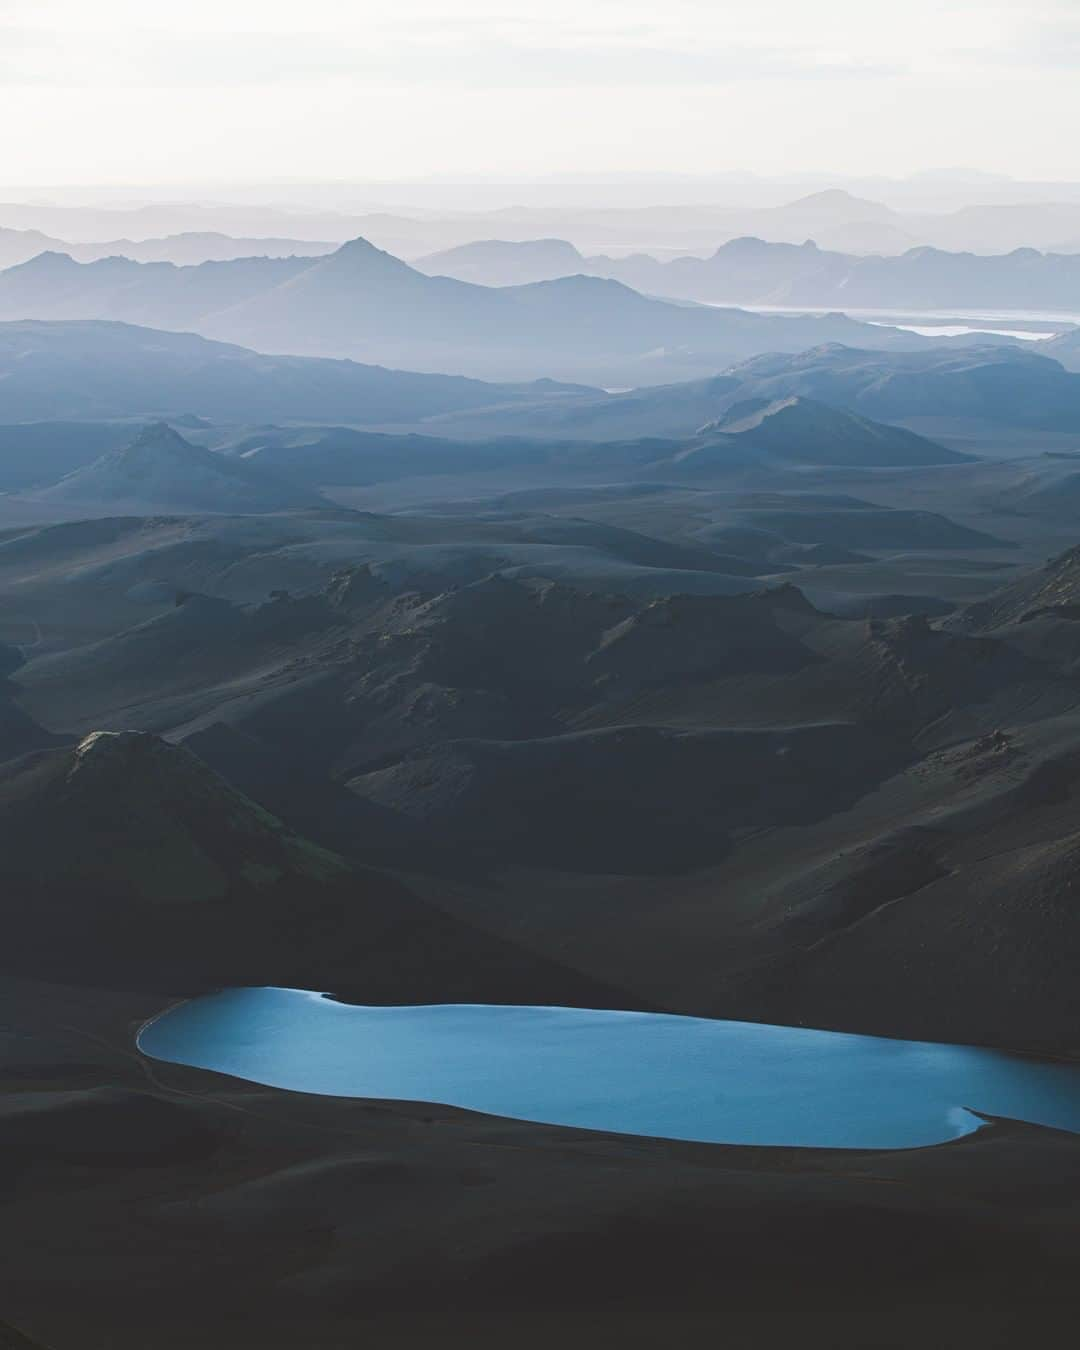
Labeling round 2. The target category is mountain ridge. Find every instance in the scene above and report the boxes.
[0,236,1006,385]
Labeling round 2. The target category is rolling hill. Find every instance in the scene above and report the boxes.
[0,319,592,423]
[409,343,1080,440]
[36,422,320,515]
[689,395,966,466]
[0,727,635,1007]
[701,343,1080,431]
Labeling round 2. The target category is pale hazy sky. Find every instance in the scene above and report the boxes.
[1,0,1078,185]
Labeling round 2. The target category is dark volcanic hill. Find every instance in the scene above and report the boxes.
[7,523,1080,1053]
[0,728,635,1007]
[345,721,899,872]
[0,642,59,763]
[36,422,319,514]
[945,540,1080,679]
[13,568,1065,880]
[0,509,769,667]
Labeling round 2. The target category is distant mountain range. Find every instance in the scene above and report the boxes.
[0,401,962,518]
[205,399,960,508]
[7,187,1080,257]
[0,226,335,270]
[419,235,1080,317]
[417,238,596,286]
[0,237,1014,385]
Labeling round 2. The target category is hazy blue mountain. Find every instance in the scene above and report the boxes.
[416,238,589,286]
[408,343,1080,441]
[1043,329,1080,371]
[193,238,957,383]
[0,319,592,423]
[717,344,1080,429]
[688,396,966,466]
[7,187,1080,256]
[413,229,1080,318]
[0,230,335,270]
[0,422,133,490]
[0,236,986,386]
[588,237,1080,312]
[67,232,338,266]
[0,226,71,268]
[0,250,309,325]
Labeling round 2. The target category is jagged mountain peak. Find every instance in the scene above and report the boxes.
[127,420,192,452]
[320,235,417,274]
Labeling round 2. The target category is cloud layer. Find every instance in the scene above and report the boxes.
[1,1,1077,183]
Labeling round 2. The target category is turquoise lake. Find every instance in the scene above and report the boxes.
[139,987,1080,1149]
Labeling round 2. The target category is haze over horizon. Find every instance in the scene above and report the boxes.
[7,6,1080,1349]
[3,0,1080,188]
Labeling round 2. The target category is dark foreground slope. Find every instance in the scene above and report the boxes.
[0,729,632,1009]
[4,524,1080,1350]
[2,976,1079,1350]
[0,643,58,763]
[11,553,1080,1052]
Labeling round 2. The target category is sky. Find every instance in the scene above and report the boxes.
[1,0,1078,186]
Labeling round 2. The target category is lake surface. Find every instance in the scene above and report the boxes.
[139,988,1080,1149]
[736,302,1077,330]
[866,321,1054,341]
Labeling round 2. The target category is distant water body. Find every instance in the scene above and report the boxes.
[867,322,1054,341]
[139,989,1080,1149]
[724,303,1073,340]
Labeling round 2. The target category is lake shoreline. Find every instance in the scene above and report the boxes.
[138,988,1080,1151]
